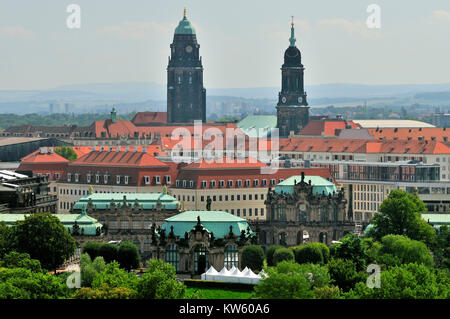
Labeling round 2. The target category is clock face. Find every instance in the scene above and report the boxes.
[299,204,306,212]
[281,97,287,103]
[185,45,193,53]
[298,97,303,103]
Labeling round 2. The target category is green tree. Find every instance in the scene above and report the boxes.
[348,263,450,299]
[0,251,42,273]
[254,261,330,299]
[0,268,70,299]
[137,259,185,299]
[377,235,434,268]
[367,190,436,246]
[13,213,76,272]
[265,245,283,267]
[91,261,138,292]
[241,245,265,272]
[98,243,119,264]
[294,242,330,265]
[272,248,294,265]
[72,285,136,299]
[431,225,450,269]
[118,241,141,271]
[82,241,102,260]
[80,253,106,287]
[330,233,367,271]
[0,221,16,258]
[55,146,77,161]
[327,258,367,292]
[313,285,342,299]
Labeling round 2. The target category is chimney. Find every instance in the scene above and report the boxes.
[39,147,47,154]
[48,147,54,153]
[91,146,96,151]
[142,147,147,153]
[133,146,138,153]
[125,146,129,152]
[100,146,104,152]
[116,146,121,153]
[107,146,111,152]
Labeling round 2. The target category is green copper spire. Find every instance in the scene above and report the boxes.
[289,16,296,47]
[111,107,117,123]
[175,8,196,35]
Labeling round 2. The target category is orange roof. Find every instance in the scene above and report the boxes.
[131,112,167,124]
[300,120,358,136]
[21,149,69,164]
[279,138,450,155]
[183,157,267,170]
[368,127,450,143]
[72,150,168,167]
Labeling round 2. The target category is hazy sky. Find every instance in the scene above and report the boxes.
[0,0,449,90]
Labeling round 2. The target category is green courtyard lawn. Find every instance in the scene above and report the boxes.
[185,287,254,299]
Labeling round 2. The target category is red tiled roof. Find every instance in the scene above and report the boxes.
[368,127,450,143]
[183,157,267,169]
[72,150,168,167]
[279,138,450,155]
[131,112,167,125]
[21,150,69,164]
[300,120,358,136]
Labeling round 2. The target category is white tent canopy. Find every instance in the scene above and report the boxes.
[201,266,263,284]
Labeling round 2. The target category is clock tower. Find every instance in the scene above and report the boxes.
[276,18,309,137]
[167,9,206,123]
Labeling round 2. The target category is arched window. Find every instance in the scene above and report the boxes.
[224,245,239,270]
[279,232,287,246]
[166,244,180,271]
[194,245,208,274]
[319,232,327,244]
[259,230,267,245]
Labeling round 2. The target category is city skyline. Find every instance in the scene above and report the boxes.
[0,1,449,91]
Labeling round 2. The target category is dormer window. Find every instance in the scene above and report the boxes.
[74,173,79,183]
[144,176,150,185]
[210,180,216,188]
[245,179,250,187]
[236,179,242,187]
[228,180,233,187]
[116,175,121,184]
[176,180,180,187]
[219,180,225,188]
[253,179,259,187]
[189,180,194,188]
[124,176,129,185]
[87,173,91,183]
[155,175,161,185]
[95,174,100,183]
[182,180,187,188]
[165,175,171,185]
[67,173,72,182]
[201,180,207,188]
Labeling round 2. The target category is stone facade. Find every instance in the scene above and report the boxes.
[149,217,255,275]
[253,173,355,247]
[77,196,180,259]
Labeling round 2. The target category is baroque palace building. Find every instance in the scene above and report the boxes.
[253,172,355,247]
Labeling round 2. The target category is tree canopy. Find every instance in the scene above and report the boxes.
[367,190,436,246]
[12,213,76,271]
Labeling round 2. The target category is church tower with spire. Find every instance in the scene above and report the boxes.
[276,18,309,137]
[167,9,206,123]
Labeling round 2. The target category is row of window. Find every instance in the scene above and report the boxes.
[176,178,282,189]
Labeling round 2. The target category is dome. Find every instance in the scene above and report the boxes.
[175,16,196,35]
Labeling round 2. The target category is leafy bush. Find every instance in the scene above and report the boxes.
[55,146,77,161]
[0,268,70,299]
[273,248,294,265]
[137,260,185,299]
[98,243,119,264]
[80,253,106,287]
[72,284,136,299]
[294,243,330,265]
[91,261,138,292]
[118,241,141,271]
[330,233,367,271]
[347,263,450,299]
[327,258,367,292]
[253,261,330,299]
[0,251,42,273]
[241,245,265,272]
[313,285,342,299]
[377,235,434,268]
[266,245,283,267]
[82,242,102,260]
